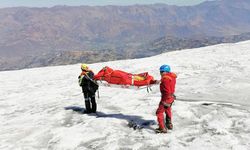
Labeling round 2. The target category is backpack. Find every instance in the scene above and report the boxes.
[91,80,99,92]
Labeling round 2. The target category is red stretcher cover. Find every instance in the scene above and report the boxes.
[94,66,155,86]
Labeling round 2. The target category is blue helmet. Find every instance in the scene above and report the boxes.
[160,65,171,72]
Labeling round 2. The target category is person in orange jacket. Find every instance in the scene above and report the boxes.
[155,64,177,133]
[78,64,99,113]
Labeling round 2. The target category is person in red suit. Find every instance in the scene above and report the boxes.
[155,64,177,133]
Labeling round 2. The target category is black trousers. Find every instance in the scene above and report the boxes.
[83,91,96,113]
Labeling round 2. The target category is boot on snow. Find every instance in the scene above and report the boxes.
[155,127,167,133]
[166,123,173,130]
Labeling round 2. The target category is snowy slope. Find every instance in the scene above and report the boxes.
[0,41,250,150]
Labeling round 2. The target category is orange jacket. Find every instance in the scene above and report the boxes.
[160,72,177,104]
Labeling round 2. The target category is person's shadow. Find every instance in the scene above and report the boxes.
[64,105,156,131]
[64,106,86,113]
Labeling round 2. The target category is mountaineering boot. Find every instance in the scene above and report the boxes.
[166,123,173,130]
[155,127,167,133]
[83,109,91,114]
[165,117,173,130]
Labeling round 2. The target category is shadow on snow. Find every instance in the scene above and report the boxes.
[64,105,156,131]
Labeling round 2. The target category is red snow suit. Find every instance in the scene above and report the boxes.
[94,66,155,86]
[156,72,177,130]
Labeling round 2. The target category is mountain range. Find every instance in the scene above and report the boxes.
[1,0,250,70]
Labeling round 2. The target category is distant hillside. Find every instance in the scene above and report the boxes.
[0,50,123,71]
[134,32,250,58]
[1,0,250,70]
[1,32,250,71]
[1,0,250,56]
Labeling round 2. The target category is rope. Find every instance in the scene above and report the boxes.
[81,71,100,99]
[84,73,99,86]
[146,85,152,93]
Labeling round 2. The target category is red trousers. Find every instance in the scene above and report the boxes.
[156,102,172,129]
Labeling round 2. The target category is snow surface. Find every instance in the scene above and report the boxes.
[0,41,250,150]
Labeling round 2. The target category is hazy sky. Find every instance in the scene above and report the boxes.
[0,0,214,8]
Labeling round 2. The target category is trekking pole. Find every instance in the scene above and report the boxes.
[97,89,100,99]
